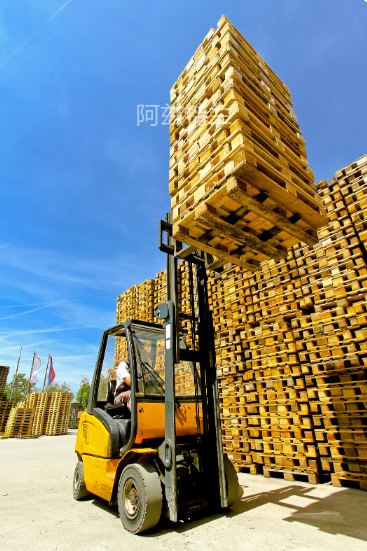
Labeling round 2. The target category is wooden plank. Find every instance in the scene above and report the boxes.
[194,204,287,260]
[226,177,318,246]
[228,159,328,229]
[173,225,260,271]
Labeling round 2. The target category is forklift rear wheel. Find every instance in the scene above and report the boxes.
[118,462,163,534]
[73,460,90,500]
[224,456,239,507]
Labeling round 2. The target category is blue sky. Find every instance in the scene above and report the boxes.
[1,0,366,396]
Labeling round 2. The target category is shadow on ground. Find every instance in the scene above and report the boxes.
[91,482,367,542]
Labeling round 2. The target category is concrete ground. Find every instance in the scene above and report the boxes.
[0,431,367,551]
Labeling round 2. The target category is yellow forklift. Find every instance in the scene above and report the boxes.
[73,215,239,533]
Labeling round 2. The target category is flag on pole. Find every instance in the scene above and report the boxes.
[45,355,55,386]
[30,354,41,384]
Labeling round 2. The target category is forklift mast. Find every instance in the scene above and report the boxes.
[156,212,227,522]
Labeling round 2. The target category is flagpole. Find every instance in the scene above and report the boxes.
[42,353,50,392]
[28,351,36,396]
[10,346,22,401]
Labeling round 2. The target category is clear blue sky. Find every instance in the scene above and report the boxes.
[0,0,366,396]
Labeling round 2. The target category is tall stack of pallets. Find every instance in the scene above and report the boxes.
[290,168,367,491]
[137,279,156,322]
[111,152,367,490]
[212,155,367,490]
[169,15,327,269]
[45,392,73,436]
[0,366,13,437]
[114,279,158,368]
[0,366,10,397]
[0,401,12,434]
[30,392,52,437]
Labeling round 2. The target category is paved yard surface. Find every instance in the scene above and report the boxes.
[0,431,367,551]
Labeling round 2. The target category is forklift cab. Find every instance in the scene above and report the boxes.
[87,321,166,454]
[81,320,203,456]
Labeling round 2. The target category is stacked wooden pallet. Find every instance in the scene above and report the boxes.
[220,249,318,482]
[4,403,34,438]
[335,154,367,249]
[0,401,12,433]
[137,279,156,322]
[45,392,73,436]
[31,392,52,437]
[209,265,253,377]
[0,366,10,396]
[169,15,327,268]
[287,171,367,490]
[116,285,139,324]
[25,392,41,410]
[114,279,158,366]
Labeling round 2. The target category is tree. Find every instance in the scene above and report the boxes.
[76,376,91,409]
[44,381,73,396]
[98,373,108,401]
[4,373,40,405]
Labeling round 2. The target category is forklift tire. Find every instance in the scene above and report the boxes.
[118,462,163,534]
[73,460,90,500]
[224,456,239,507]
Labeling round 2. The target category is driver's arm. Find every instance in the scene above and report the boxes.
[124,375,131,386]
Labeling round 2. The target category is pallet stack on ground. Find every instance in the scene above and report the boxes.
[335,154,367,249]
[25,392,41,410]
[31,392,52,437]
[0,401,12,433]
[116,285,139,324]
[45,392,73,436]
[0,366,12,436]
[4,402,35,438]
[169,15,327,269]
[209,265,253,376]
[220,250,319,483]
[0,366,10,396]
[114,279,158,367]
[137,279,156,322]
[289,172,367,490]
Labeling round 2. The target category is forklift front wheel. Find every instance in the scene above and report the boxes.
[224,456,239,507]
[118,462,163,534]
[73,460,90,500]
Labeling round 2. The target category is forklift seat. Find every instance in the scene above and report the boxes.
[115,418,131,448]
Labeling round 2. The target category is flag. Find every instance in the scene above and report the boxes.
[30,354,41,384]
[45,355,55,386]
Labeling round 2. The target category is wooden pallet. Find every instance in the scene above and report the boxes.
[0,366,10,396]
[331,473,367,491]
[263,467,320,485]
[169,16,325,268]
[0,401,13,433]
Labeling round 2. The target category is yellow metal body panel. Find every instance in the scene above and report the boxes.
[82,455,119,501]
[75,401,202,502]
[135,400,202,444]
[75,412,110,458]
[80,447,158,502]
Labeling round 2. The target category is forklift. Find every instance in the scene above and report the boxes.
[73,214,239,534]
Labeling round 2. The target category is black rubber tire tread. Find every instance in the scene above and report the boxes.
[224,456,239,507]
[117,462,163,534]
[73,460,90,500]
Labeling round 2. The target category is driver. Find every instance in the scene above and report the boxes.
[114,359,131,411]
